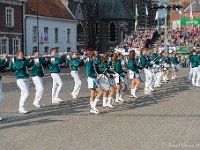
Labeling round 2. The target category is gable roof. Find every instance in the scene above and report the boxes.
[26,0,74,20]
[89,0,133,20]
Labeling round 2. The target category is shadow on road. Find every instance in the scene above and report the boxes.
[0,76,196,130]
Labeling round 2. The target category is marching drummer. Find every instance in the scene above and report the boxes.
[0,54,9,120]
[113,52,127,103]
[160,51,171,83]
[10,51,33,114]
[31,50,49,108]
[70,52,84,99]
[152,47,162,88]
[86,51,103,114]
[128,50,140,98]
[171,51,179,80]
[48,48,65,104]
[101,53,115,108]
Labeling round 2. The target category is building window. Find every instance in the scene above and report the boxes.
[13,38,21,53]
[33,46,38,51]
[67,47,71,52]
[110,22,116,42]
[32,26,37,42]
[67,29,70,43]
[6,7,14,27]
[44,47,49,55]
[44,27,48,42]
[55,47,60,53]
[0,38,9,54]
[55,28,58,43]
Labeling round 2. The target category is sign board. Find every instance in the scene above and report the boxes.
[181,18,200,26]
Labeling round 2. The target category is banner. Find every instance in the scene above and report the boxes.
[176,46,191,54]
[181,18,200,26]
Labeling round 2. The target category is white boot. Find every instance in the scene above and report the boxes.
[103,97,107,108]
[91,98,99,112]
[115,94,122,103]
[106,97,114,108]
[118,92,124,102]
[19,107,29,114]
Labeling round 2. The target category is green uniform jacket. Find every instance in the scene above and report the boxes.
[48,56,65,73]
[171,55,179,65]
[0,59,9,70]
[140,54,152,69]
[152,53,160,65]
[101,60,114,78]
[10,58,33,79]
[114,59,125,77]
[128,58,139,73]
[31,57,49,77]
[70,58,84,71]
[190,54,199,68]
[86,60,97,78]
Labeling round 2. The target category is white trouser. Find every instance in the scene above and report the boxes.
[0,81,4,105]
[32,76,44,104]
[155,72,163,85]
[192,67,200,85]
[71,71,82,97]
[17,79,30,108]
[51,73,63,99]
[144,68,154,90]
[192,67,199,85]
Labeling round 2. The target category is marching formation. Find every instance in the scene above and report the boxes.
[0,46,193,119]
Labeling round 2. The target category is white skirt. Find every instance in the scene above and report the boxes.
[87,77,99,89]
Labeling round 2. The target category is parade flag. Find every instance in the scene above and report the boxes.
[145,5,148,16]
[135,4,139,30]
[155,11,158,20]
[190,3,193,19]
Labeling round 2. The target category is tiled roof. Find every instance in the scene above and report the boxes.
[26,0,74,20]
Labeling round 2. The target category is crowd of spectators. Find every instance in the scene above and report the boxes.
[122,26,200,49]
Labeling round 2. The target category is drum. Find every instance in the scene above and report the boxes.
[176,64,182,72]
[98,75,110,91]
[139,72,146,82]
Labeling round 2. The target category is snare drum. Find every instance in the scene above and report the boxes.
[139,72,146,82]
[98,75,110,91]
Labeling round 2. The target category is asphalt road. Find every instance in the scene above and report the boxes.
[0,67,200,150]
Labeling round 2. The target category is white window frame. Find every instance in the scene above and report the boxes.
[12,37,21,54]
[44,27,49,42]
[55,28,59,43]
[32,26,37,42]
[5,7,14,27]
[0,37,9,55]
[67,29,71,43]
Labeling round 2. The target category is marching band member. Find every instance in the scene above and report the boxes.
[160,51,170,83]
[113,52,126,103]
[70,52,84,99]
[152,48,162,87]
[140,48,154,95]
[128,50,140,98]
[101,53,115,108]
[0,54,9,120]
[48,48,65,104]
[31,50,49,108]
[171,51,179,80]
[86,51,103,114]
[190,49,200,86]
[10,51,33,114]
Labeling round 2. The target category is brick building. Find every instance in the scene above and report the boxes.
[0,0,26,55]
[170,0,200,28]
